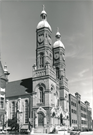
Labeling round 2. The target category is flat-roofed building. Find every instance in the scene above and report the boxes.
[69,92,92,131]
[85,101,92,130]
[69,94,78,130]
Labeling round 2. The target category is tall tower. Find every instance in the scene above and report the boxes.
[36,5,53,69]
[32,6,57,133]
[53,29,69,125]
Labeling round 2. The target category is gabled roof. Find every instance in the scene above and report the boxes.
[6,78,33,98]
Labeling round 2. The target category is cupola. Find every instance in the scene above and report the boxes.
[53,28,65,49]
[37,5,52,31]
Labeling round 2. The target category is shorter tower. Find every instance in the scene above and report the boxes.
[53,28,69,126]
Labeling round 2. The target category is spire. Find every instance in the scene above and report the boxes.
[40,4,47,20]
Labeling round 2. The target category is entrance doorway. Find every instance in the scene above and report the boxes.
[38,112,44,126]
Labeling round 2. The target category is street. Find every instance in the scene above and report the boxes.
[0,131,93,135]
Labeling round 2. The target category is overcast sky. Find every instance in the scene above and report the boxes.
[0,0,92,118]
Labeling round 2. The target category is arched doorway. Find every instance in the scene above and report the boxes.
[38,112,44,127]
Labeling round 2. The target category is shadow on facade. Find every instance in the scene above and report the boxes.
[20,78,33,94]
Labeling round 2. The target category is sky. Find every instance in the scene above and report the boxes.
[0,0,92,118]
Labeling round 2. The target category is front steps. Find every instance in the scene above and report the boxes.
[34,127,45,133]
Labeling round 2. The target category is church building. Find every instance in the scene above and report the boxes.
[4,6,92,133]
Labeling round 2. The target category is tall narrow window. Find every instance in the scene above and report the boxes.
[0,97,4,109]
[39,87,43,103]
[60,113,63,125]
[25,100,28,123]
[56,67,59,79]
[40,53,44,68]
[12,101,15,119]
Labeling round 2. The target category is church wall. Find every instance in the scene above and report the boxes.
[5,96,30,128]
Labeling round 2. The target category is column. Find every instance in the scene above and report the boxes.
[44,116,47,126]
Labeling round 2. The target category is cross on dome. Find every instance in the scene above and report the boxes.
[43,5,45,11]
[40,4,47,20]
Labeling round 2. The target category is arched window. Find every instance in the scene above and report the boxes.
[56,67,59,79]
[25,100,29,123]
[39,87,43,103]
[40,53,44,68]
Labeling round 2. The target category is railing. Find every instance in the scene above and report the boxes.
[33,65,56,79]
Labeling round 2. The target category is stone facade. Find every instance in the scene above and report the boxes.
[32,6,69,133]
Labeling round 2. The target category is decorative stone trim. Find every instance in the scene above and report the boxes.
[37,106,46,116]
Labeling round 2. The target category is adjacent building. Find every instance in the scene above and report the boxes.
[69,93,92,131]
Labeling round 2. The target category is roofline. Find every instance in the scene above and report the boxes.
[8,77,32,83]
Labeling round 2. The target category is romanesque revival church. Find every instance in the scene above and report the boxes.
[32,6,69,133]
[4,6,92,133]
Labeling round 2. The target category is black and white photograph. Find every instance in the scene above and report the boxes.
[0,0,92,135]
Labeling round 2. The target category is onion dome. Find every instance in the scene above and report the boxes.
[37,5,52,31]
[53,28,65,49]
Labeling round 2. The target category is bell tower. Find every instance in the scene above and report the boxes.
[53,28,66,79]
[36,5,53,69]
[53,29,69,123]
[32,6,58,132]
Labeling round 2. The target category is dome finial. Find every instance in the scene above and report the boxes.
[56,27,61,39]
[41,4,47,20]
[4,62,10,76]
